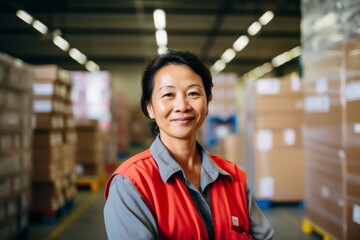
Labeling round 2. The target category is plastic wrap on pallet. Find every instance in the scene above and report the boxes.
[301,1,360,237]
[302,44,360,237]
[301,0,360,54]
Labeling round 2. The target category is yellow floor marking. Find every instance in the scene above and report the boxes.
[45,192,100,240]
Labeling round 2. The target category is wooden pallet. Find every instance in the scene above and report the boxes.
[75,174,106,192]
[302,218,334,240]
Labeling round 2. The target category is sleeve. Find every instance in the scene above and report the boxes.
[104,174,159,240]
[246,184,275,240]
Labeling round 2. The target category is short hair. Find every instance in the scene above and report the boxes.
[141,49,213,136]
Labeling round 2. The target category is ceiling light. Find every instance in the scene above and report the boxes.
[260,62,273,73]
[272,46,302,67]
[69,48,87,65]
[32,20,48,34]
[259,11,274,25]
[16,10,33,24]
[247,21,262,36]
[271,54,286,67]
[14,58,24,67]
[221,48,236,63]
[158,46,168,54]
[242,61,274,82]
[53,35,70,51]
[289,46,302,58]
[233,36,249,52]
[85,60,100,72]
[214,59,226,72]
[153,9,166,29]
[155,29,168,46]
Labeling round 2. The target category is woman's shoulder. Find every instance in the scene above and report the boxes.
[116,149,156,174]
[105,149,158,200]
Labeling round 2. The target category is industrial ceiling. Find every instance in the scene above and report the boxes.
[0,0,301,78]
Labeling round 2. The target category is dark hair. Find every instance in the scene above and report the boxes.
[141,49,213,136]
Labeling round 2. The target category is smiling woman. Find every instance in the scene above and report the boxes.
[103,50,274,240]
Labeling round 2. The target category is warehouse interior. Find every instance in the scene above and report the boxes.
[0,0,359,239]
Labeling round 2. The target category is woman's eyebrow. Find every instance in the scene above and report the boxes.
[187,84,202,89]
[158,85,175,91]
[158,84,202,91]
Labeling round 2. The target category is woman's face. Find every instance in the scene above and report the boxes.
[147,64,208,140]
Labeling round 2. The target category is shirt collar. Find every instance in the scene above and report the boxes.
[149,135,231,185]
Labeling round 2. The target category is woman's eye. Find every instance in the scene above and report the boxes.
[162,93,173,98]
[188,92,199,97]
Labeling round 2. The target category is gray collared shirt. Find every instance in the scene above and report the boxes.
[104,136,274,240]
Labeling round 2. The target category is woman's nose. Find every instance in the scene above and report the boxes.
[175,96,191,112]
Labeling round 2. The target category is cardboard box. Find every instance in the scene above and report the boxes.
[345,38,360,71]
[64,116,76,129]
[305,184,344,239]
[254,128,302,151]
[32,146,63,163]
[76,119,99,131]
[33,82,67,100]
[254,111,303,129]
[32,162,62,181]
[35,113,64,129]
[345,148,360,239]
[62,130,77,144]
[302,38,360,239]
[33,130,63,147]
[33,99,64,114]
[0,110,22,131]
[302,136,343,227]
[346,99,360,123]
[252,148,304,201]
[222,133,243,165]
[254,77,302,96]
[255,95,303,113]
[34,64,71,85]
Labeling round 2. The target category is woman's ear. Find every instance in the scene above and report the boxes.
[147,103,155,119]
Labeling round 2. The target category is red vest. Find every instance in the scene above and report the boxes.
[105,149,253,240]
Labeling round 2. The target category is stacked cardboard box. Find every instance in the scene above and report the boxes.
[302,39,360,239]
[204,73,239,148]
[208,73,238,117]
[75,119,104,179]
[111,92,128,158]
[301,0,360,238]
[213,133,244,166]
[0,53,34,239]
[31,65,77,213]
[243,76,304,201]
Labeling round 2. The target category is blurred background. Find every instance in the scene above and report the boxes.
[0,0,359,239]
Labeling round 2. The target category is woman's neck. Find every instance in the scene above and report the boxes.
[159,134,202,189]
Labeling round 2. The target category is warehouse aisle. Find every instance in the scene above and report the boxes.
[29,184,322,240]
[29,187,107,240]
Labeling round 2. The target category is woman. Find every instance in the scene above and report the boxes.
[104,50,274,240]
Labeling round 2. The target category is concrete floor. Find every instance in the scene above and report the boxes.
[29,185,323,240]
